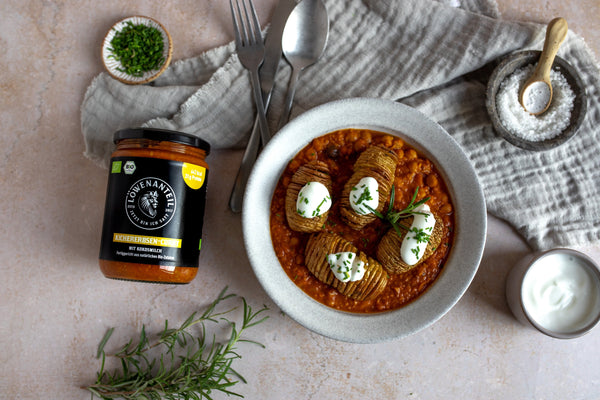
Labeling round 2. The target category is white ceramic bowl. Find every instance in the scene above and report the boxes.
[102,16,173,85]
[242,98,487,343]
[506,248,600,339]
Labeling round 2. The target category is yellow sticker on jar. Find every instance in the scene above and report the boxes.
[182,163,206,190]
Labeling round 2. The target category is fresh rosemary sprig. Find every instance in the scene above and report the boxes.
[84,287,268,400]
[366,186,431,237]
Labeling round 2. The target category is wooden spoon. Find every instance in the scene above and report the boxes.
[519,17,568,115]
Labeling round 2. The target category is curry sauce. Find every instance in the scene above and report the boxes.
[270,129,454,312]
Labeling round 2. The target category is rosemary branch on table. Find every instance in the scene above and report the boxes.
[84,287,268,400]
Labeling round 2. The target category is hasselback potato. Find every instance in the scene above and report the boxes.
[285,161,332,233]
[376,215,444,274]
[340,145,398,230]
[305,232,388,301]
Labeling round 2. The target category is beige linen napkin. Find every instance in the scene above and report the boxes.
[81,0,600,250]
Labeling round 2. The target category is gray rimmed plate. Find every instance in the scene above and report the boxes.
[242,98,487,343]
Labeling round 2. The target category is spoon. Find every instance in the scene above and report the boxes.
[519,17,568,115]
[277,0,329,129]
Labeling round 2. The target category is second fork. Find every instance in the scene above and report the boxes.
[230,0,271,146]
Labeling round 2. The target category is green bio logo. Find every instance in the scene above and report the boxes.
[111,161,122,173]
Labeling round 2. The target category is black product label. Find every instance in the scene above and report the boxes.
[99,157,208,268]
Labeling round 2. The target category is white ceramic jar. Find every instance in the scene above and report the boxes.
[506,248,600,339]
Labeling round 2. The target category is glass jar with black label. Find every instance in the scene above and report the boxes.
[99,128,210,283]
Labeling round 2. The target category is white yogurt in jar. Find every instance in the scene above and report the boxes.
[522,252,600,334]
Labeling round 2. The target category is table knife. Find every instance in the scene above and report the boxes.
[259,0,297,110]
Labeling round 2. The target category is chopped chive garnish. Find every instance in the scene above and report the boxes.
[108,21,165,77]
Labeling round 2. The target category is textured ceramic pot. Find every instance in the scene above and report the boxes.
[486,50,587,151]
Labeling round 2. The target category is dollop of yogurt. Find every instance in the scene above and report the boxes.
[327,252,366,283]
[400,204,435,266]
[349,177,379,215]
[296,181,332,218]
[522,254,600,333]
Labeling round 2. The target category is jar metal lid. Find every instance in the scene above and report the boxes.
[114,128,211,154]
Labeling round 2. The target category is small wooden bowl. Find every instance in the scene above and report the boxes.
[102,16,173,85]
[486,50,587,151]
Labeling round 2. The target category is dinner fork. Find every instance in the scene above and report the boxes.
[230,0,270,146]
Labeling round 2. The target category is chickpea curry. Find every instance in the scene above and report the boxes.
[269,129,454,313]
